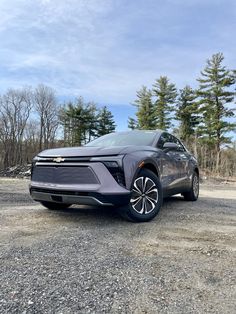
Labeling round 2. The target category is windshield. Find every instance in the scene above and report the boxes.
[85,131,157,147]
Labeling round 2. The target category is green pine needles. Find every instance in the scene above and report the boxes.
[60,97,116,146]
[129,52,235,150]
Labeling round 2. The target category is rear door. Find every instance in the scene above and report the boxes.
[168,135,190,189]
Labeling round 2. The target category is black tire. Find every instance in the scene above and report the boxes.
[120,169,163,222]
[40,201,71,210]
[182,171,199,201]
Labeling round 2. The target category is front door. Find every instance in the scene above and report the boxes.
[157,133,189,194]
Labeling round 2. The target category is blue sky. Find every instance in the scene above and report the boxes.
[0,0,235,131]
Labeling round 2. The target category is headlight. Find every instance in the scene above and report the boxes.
[90,155,125,187]
[102,161,118,168]
[32,156,40,163]
[90,155,124,168]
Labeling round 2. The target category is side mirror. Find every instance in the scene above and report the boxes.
[163,142,179,151]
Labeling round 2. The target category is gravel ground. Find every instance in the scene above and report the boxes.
[0,178,235,314]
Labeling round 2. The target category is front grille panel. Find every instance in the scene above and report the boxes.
[32,166,99,185]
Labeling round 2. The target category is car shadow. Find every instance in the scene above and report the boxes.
[43,195,186,222]
[47,204,125,222]
[163,195,184,203]
[41,194,236,223]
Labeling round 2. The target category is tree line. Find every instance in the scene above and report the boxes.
[0,86,115,169]
[128,53,236,177]
[0,52,235,177]
[60,97,116,147]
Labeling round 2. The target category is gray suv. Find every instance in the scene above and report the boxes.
[30,130,199,222]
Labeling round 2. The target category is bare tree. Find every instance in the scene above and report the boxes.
[23,118,40,163]
[0,87,33,167]
[34,84,59,150]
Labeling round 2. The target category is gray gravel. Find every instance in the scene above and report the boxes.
[0,178,235,314]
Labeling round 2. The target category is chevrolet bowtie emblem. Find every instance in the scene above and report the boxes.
[53,157,65,163]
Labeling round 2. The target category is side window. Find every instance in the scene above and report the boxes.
[157,133,186,151]
[169,134,177,144]
[172,135,186,151]
[157,133,170,149]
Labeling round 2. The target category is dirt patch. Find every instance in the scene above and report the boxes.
[0,178,235,313]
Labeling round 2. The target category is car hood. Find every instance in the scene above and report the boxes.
[38,145,155,158]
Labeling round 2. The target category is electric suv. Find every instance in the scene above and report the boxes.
[30,130,199,222]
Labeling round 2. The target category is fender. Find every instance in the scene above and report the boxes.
[123,151,162,190]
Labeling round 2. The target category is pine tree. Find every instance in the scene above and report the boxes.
[233,69,236,104]
[96,106,116,137]
[127,117,138,130]
[152,76,177,130]
[176,86,199,142]
[71,97,91,145]
[83,102,98,143]
[61,97,98,146]
[60,102,74,146]
[197,53,235,153]
[134,86,155,129]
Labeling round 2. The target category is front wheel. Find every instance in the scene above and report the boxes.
[120,169,163,222]
[40,201,71,210]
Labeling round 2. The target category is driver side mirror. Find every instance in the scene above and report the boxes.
[163,142,179,151]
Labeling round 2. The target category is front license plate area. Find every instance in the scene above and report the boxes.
[51,195,63,202]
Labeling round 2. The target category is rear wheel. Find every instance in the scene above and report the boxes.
[40,201,71,210]
[120,169,163,222]
[182,171,199,201]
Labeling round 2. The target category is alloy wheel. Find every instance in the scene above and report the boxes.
[131,176,158,214]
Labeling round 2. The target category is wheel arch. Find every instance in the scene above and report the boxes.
[133,159,160,183]
[123,154,161,190]
[141,162,159,178]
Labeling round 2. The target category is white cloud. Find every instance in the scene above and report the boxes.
[0,0,235,104]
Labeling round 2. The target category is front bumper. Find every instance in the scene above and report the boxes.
[30,188,130,206]
[30,161,131,207]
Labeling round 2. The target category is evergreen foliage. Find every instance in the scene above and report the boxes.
[133,86,155,129]
[176,86,199,142]
[60,98,115,146]
[128,117,138,130]
[152,76,177,130]
[197,53,235,151]
[96,106,116,137]
[127,52,235,174]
